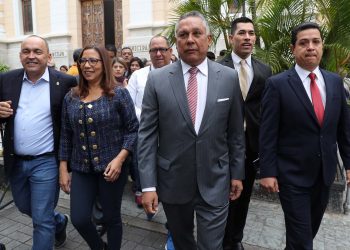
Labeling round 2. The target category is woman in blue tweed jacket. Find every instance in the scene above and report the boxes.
[59,46,138,250]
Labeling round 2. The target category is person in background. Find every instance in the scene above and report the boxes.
[171,54,178,63]
[105,44,117,60]
[67,48,83,76]
[259,22,350,250]
[59,46,138,250]
[219,17,272,250]
[138,11,245,250]
[121,47,133,63]
[112,57,128,87]
[60,65,68,73]
[127,35,175,249]
[206,51,216,61]
[0,35,76,249]
[128,57,144,77]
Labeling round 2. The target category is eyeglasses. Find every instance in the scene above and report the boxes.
[78,58,102,66]
[149,47,171,54]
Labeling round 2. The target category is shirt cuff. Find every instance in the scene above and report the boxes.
[142,187,156,192]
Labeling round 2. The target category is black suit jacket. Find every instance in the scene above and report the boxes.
[260,67,350,187]
[0,68,77,174]
[219,54,272,156]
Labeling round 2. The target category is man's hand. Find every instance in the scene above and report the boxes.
[260,177,279,193]
[230,179,243,201]
[346,170,350,186]
[0,101,13,118]
[142,191,158,215]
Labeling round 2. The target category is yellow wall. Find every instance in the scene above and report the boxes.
[35,0,50,34]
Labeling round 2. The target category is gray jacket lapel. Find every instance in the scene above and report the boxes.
[169,61,196,134]
[198,60,219,135]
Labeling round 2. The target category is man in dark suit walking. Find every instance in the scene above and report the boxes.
[220,17,272,250]
[0,35,76,249]
[138,11,246,250]
[259,22,350,250]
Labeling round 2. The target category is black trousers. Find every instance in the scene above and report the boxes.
[70,167,127,250]
[223,152,257,248]
[279,177,330,250]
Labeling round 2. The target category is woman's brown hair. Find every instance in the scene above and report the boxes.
[73,46,116,99]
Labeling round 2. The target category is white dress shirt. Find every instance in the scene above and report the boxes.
[126,65,152,121]
[231,52,254,89]
[295,64,326,107]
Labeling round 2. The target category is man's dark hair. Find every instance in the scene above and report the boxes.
[219,49,227,56]
[207,51,215,61]
[105,44,117,56]
[231,17,254,34]
[121,47,133,53]
[73,48,83,62]
[291,22,322,46]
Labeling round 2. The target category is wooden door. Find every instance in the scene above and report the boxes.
[81,0,105,47]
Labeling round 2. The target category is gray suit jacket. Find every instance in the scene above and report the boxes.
[138,60,245,207]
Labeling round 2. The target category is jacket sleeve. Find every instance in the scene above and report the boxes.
[259,78,280,178]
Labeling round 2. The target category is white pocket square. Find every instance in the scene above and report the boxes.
[217,98,230,102]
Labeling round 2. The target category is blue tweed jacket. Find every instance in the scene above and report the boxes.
[59,87,139,173]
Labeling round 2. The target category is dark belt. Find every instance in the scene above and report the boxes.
[15,152,56,161]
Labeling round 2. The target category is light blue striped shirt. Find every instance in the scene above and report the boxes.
[14,67,54,155]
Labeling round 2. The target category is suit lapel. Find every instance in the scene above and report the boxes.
[11,70,25,112]
[246,58,261,101]
[288,68,319,125]
[169,61,196,134]
[221,54,235,69]
[321,69,333,127]
[198,60,218,136]
[49,68,60,107]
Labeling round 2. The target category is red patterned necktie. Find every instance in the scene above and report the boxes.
[309,72,324,126]
[187,67,198,125]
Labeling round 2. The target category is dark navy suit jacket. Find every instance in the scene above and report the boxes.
[260,67,350,187]
[0,68,77,175]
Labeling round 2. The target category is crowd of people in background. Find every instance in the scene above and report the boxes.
[1,9,350,250]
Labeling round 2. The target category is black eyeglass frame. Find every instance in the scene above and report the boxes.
[78,58,102,66]
[148,47,171,54]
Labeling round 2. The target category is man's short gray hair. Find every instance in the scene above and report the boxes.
[23,35,50,52]
[175,11,210,36]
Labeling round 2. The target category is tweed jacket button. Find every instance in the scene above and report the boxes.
[78,119,83,124]
[87,104,93,109]
[91,131,96,136]
[87,118,93,123]
[79,105,83,109]
[82,145,86,150]
[92,144,98,150]
[94,157,99,162]
[80,132,85,137]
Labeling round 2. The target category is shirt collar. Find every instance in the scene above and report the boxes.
[231,52,252,68]
[181,58,208,77]
[295,64,322,82]
[23,67,50,84]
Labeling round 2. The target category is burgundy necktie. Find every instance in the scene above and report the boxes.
[187,67,198,125]
[309,72,324,126]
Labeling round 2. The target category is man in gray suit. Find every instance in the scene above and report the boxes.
[138,11,245,250]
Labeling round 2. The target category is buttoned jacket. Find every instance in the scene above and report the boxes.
[59,87,139,173]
